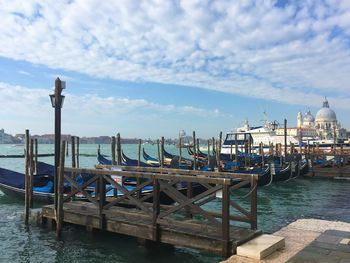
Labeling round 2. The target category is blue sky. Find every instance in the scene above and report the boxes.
[0,0,350,138]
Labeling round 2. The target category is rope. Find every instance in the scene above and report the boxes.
[231,182,257,199]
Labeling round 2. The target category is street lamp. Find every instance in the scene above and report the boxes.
[50,77,65,209]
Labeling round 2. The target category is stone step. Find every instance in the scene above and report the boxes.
[236,234,285,260]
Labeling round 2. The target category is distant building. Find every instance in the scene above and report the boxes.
[276,98,348,142]
[0,129,22,144]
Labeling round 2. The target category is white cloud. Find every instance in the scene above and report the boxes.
[0,81,231,135]
[0,0,350,107]
[18,70,31,76]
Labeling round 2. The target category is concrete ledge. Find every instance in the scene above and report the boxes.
[237,234,285,260]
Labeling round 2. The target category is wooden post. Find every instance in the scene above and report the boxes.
[56,141,66,238]
[161,136,165,167]
[111,136,116,165]
[212,137,216,153]
[284,119,287,159]
[219,131,223,156]
[24,129,30,225]
[230,140,233,162]
[76,136,80,168]
[197,138,200,155]
[99,174,106,230]
[179,137,182,166]
[34,138,38,174]
[66,141,69,156]
[71,136,76,168]
[137,139,142,199]
[152,178,160,242]
[116,133,122,165]
[341,144,344,167]
[261,143,265,167]
[250,176,258,230]
[138,139,141,167]
[192,131,197,170]
[29,139,34,208]
[207,140,210,166]
[222,183,230,257]
[217,140,221,171]
[235,134,238,166]
[157,139,161,167]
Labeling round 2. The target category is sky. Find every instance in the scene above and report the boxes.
[0,0,350,139]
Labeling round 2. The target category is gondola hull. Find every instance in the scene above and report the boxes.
[0,183,54,203]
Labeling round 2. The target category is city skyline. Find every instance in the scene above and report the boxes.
[0,1,350,138]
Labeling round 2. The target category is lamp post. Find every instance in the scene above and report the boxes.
[50,78,65,210]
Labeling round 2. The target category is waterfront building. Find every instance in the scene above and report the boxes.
[276,98,348,142]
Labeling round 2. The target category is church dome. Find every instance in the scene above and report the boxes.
[315,99,337,122]
[304,110,315,122]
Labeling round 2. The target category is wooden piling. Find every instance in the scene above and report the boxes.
[66,141,69,156]
[192,131,197,170]
[161,137,165,168]
[152,178,160,242]
[24,129,30,225]
[250,176,258,230]
[29,139,34,208]
[179,137,182,166]
[284,119,287,158]
[76,137,80,168]
[138,139,141,167]
[99,172,106,230]
[207,140,211,166]
[157,139,161,167]
[116,133,122,165]
[34,138,38,174]
[222,183,230,256]
[71,136,76,168]
[111,136,116,165]
[56,141,66,238]
[137,139,142,199]
[235,134,238,166]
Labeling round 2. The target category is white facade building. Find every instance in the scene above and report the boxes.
[298,98,347,141]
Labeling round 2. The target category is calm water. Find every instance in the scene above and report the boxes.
[1,144,350,262]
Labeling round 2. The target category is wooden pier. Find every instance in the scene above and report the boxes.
[35,142,262,257]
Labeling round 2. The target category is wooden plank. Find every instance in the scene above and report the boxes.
[66,167,241,184]
[41,201,261,256]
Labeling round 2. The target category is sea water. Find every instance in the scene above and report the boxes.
[1,144,350,262]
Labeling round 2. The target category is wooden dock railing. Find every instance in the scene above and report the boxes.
[55,141,259,256]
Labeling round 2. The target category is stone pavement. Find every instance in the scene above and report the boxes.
[287,229,350,263]
[222,219,350,263]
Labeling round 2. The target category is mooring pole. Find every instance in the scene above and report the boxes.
[284,118,287,162]
[179,137,182,167]
[71,136,76,168]
[34,138,38,174]
[76,136,80,168]
[24,129,30,225]
[161,136,165,167]
[138,139,141,167]
[29,139,34,208]
[207,139,210,166]
[116,133,122,165]
[111,136,116,165]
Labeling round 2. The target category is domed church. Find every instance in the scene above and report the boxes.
[297,98,347,141]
